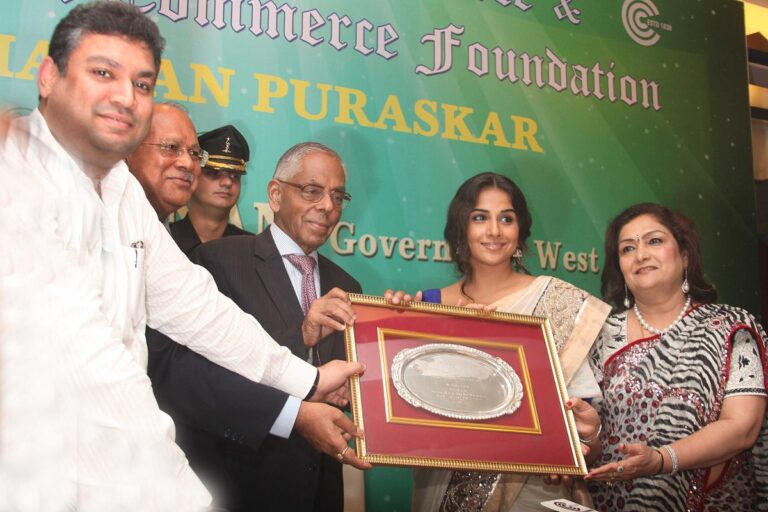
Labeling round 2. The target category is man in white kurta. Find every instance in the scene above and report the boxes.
[10,109,317,391]
[1,133,212,510]
[0,2,361,510]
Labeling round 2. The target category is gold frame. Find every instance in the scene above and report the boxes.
[344,293,587,475]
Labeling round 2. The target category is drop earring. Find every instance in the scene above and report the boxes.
[623,284,631,309]
[512,248,523,268]
[682,268,690,294]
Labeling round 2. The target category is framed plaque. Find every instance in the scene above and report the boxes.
[344,293,587,475]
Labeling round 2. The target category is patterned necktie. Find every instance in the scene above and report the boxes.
[285,254,320,365]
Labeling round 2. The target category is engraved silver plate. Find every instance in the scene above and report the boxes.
[391,343,523,420]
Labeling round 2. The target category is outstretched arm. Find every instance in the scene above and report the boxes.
[147,330,290,450]
[586,394,767,481]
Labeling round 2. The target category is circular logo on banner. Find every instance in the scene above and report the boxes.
[622,0,661,47]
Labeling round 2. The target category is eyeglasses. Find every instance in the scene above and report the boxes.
[276,179,351,209]
[142,142,209,167]
[201,167,242,182]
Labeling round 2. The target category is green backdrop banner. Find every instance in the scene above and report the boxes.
[0,1,757,510]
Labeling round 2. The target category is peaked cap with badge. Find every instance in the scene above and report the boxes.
[198,125,250,174]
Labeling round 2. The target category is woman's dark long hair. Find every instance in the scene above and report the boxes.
[444,172,532,286]
[601,202,717,310]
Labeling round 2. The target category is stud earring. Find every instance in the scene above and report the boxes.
[623,284,631,309]
[682,268,690,294]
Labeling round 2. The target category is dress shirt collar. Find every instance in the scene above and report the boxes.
[269,223,319,263]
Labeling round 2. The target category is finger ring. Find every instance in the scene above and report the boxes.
[336,445,349,462]
[617,465,625,474]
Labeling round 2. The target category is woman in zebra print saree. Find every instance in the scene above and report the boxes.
[578,203,768,511]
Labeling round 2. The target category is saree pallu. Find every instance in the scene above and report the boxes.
[413,276,610,512]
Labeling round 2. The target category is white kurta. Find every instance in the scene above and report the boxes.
[0,111,316,510]
[20,111,315,394]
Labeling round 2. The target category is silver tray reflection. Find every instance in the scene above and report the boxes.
[391,343,523,420]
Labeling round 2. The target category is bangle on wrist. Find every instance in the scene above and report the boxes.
[661,444,679,475]
[653,448,665,475]
[304,370,320,401]
[579,423,602,445]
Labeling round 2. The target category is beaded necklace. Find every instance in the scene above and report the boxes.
[633,296,691,335]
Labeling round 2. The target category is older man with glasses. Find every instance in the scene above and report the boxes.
[148,142,369,512]
[126,102,207,222]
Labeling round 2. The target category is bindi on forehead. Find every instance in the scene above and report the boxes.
[619,228,669,244]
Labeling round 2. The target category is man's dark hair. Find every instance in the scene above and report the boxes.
[49,0,165,74]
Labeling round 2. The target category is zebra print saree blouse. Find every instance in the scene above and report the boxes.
[588,304,768,512]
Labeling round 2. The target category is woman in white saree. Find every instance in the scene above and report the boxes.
[412,172,610,511]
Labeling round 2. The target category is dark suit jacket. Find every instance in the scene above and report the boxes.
[147,229,361,512]
[170,214,253,255]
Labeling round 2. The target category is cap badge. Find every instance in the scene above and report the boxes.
[223,136,232,154]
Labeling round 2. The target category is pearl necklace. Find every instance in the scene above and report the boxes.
[633,296,691,335]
